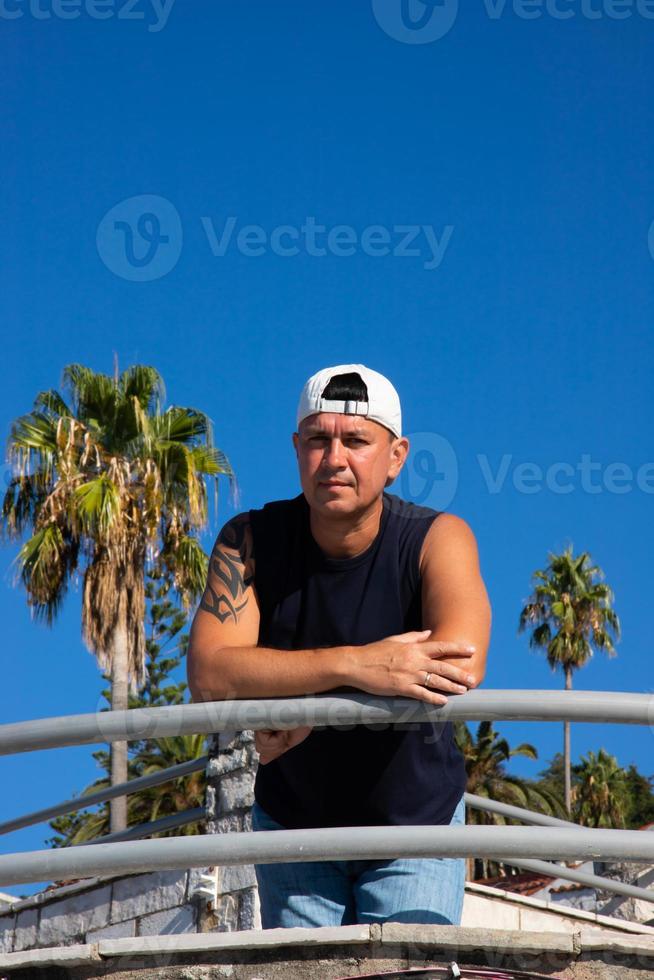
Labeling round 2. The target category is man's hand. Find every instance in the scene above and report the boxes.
[255,726,313,765]
[253,631,473,763]
[348,629,477,706]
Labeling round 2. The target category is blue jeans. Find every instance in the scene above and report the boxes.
[251,797,466,929]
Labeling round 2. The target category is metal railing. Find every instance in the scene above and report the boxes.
[2,823,654,888]
[1,690,651,755]
[0,757,208,837]
[5,787,653,906]
[1,690,653,910]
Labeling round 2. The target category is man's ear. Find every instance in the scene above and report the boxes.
[292,431,299,457]
[384,436,409,487]
[391,436,409,476]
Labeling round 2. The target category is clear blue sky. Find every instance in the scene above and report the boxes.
[2,0,653,896]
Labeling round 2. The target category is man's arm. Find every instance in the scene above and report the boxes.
[188,513,349,701]
[188,513,479,703]
[419,513,492,687]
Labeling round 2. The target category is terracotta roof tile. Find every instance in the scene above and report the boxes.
[474,872,555,896]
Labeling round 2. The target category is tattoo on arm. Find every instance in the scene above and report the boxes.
[200,516,255,624]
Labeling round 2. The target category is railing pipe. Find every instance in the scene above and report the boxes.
[0,758,208,837]
[1,691,652,756]
[80,802,654,909]
[84,807,205,845]
[0,764,583,841]
[464,795,654,904]
[2,826,654,887]
[501,856,654,907]
[464,793,581,830]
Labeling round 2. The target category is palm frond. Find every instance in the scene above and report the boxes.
[62,364,117,429]
[120,365,165,411]
[153,406,211,445]
[9,411,59,459]
[509,742,538,761]
[17,525,74,624]
[1,477,42,539]
[74,477,121,536]
[189,444,234,479]
[164,535,209,605]
[32,389,71,419]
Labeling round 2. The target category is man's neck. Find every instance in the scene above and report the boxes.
[308,495,384,559]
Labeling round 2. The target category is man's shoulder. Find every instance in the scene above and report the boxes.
[382,491,442,524]
[249,493,306,520]
[217,496,305,552]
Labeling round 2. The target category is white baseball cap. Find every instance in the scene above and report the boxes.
[296,363,402,438]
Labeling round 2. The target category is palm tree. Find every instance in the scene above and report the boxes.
[51,733,207,846]
[2,363,234,831]
[518,546,620,814]
[129,734,207,832]
[456,721,564,815]
[455,721,565,879]
[572,748,628,829]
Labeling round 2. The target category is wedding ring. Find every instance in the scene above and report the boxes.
[424,671,432,687]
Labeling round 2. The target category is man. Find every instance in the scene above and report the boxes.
[188,363,491,929]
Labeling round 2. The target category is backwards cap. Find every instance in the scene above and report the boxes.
[296,363,402,438]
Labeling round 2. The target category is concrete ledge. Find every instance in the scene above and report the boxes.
[0,877,117,915]
[99,924,372,957]
[0,942,99,970]
[579,929,654,956]
[3,925,654,976]
[380,922,575,954]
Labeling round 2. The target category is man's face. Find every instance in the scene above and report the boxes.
[292,413,409,516]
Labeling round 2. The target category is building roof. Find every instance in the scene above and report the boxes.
[473,872,555,896]
[550,882,594,895]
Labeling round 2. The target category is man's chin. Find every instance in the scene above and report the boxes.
[308,489,356,511]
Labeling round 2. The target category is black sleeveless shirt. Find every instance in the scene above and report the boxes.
[249,491,466,829]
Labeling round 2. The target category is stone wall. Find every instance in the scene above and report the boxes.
[3,923,654,979]
[5,730,650,956]
[595,863,654,926]
[0,730,258,955]
[205,730,260,932]
[0,868,202,954]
